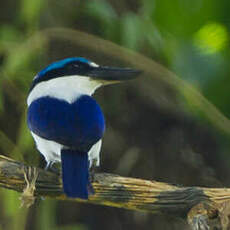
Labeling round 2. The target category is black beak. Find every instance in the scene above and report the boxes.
[87,66,142,81]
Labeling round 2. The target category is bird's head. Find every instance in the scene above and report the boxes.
[28,57,141,105]
[30,57,141,91]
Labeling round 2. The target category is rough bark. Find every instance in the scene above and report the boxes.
[0,155,230,229]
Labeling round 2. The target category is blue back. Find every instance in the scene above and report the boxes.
[27,95,105,152]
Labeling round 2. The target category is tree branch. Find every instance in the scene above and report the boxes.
[0,155,230,229]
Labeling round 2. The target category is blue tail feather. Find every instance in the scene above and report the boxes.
[61,149,90,199]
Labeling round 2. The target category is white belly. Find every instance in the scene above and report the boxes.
[31,132,102,168]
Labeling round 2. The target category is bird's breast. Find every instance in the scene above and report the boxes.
[27,95,105,152]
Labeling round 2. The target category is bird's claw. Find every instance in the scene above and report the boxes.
[89,159,98,183]
[45,161,60,175]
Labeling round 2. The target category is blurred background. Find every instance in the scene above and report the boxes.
[1,0,230,229]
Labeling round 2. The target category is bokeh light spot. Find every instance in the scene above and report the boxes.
[193,22,228,55]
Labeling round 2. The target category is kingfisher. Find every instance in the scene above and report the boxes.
[27,57,140,199]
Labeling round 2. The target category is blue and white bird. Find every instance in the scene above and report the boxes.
[27,57,140,199]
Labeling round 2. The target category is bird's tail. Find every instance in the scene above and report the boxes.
[61,149,90,199]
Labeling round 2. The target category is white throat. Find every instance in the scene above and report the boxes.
[27,75,102,106]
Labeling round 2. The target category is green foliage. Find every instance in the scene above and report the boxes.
[20,0,45,31]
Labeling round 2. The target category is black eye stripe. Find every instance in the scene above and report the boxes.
[29,61,93,92]
[64,61,91,69]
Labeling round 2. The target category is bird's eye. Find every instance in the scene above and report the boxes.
[66,63,78,70]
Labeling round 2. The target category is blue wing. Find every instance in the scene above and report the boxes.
[27,95,105,152]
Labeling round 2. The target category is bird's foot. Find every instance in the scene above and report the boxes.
[45,161,60,175]
[88,159,98,196]
[89,159,98,183]
[89,167,95,183]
